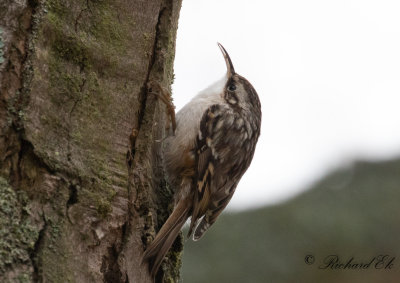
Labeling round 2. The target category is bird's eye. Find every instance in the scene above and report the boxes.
[227,84,236,91]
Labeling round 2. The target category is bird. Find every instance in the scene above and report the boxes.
[142,43,262,277]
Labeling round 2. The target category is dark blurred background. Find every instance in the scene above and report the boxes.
[181,158,400,283]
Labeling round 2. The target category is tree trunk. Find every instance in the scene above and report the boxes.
[0,0,182,282]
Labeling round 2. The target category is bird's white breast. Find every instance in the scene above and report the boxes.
[172,76,227,149]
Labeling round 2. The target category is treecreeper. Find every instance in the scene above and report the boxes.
[142,43,262,278]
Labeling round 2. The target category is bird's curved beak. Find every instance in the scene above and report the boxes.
[218,43,235,77]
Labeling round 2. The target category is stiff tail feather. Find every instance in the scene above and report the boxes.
[142,198,191,277]
[193,217,211,241]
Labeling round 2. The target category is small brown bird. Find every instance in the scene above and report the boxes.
[142,43,262,277]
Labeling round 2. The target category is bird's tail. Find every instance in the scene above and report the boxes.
[142,198,191,277]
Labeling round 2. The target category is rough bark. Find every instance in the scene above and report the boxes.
[0,0,182,282]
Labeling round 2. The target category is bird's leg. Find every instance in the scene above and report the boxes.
[147,81,176,135]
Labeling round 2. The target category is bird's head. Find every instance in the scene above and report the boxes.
[218,43,261,112]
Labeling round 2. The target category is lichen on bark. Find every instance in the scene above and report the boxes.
[0,177,39,282]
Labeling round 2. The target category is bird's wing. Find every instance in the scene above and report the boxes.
[188,103,247,239]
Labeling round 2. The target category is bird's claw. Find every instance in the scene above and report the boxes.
[147,81,176,135]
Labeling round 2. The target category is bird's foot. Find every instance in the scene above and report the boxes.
[147,81,176,135]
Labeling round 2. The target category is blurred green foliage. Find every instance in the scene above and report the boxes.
[182,159,400,283]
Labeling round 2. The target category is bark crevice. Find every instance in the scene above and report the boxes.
[30,213,47,283]
[127,5,167,163]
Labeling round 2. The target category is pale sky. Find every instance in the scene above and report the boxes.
[172,0,400,210]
